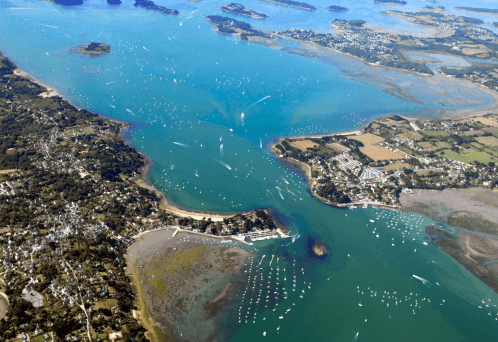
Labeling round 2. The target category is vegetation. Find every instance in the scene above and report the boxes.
[0,50,280,341]
[327,5,348,12]
[78,42,111,56]
[221,3,268,18]
[260,0,317,11]
[374,0,406,5]
[273,115,498,207]
[206,15,271,40]
[133,0,179,15]
[332,19,366,27]
[455,7,498,14]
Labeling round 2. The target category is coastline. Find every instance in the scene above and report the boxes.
[6,62,285,340]
[15,64,249,223]
[271,118,498,292]
[274,34,498,118]
[260,0,316,11]
[270,137,398,210]
[131,151,253,221]
[126,227,252,341]
[13,69,61,98]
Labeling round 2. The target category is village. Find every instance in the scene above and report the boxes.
[0,52,286,341]
[273,114,498,208]
[209,6,498,91]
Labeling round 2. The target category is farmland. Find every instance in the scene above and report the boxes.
[476,136,498,146]
[360,145,406,161]
[290,139,318,151]
[348,133,385,145]
[273,113,498,208]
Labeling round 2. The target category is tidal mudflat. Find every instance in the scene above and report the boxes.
[126,228,252,341]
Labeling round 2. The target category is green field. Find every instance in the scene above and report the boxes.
[484,147,498,158]
[484,127,498,138]
[416,169,445,176]
[436,141,451,149]
[471,142,483,150]
[421,130,451,138]
[442,151,496,164]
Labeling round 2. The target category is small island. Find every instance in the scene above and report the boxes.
[221,3,268,19]
[455,7,498,15]
[311,240,329,257]
[327,5,348,12]
[260,0,317,11]
[133,0,179,15]
[78,42,111,57]
[374,0,407,5]
[424,5,444,11]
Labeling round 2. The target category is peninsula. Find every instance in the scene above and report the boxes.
[221,3,268,18]
[271,114,498,292]
[272,114,498,208]
[260,0,317,11]
[77,42,111,56]
[0,51,287,340]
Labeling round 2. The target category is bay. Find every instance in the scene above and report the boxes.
[1,0,498,340]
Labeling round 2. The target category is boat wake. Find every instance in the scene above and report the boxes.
[214,158,231,170]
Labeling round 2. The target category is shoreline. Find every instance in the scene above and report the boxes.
[273,34,498,119]
[14,65,250,223]
[131,151,253,221]
[13,68,61,98]
[126,227,253,341]
[260,0,316,11]
[270,137,399,210]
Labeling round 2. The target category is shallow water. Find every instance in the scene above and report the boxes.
[2,0,498,340]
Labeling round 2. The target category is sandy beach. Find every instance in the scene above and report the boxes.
[132,155,251,222]
[13,63,246,223]
[0,291,9,319]
[126,227,252,341]
[13,68,61,98]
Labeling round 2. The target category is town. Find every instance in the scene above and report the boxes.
[272,114,498,208]
[0,52,284,341]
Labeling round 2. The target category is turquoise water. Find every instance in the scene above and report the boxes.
[2,0,498,340]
